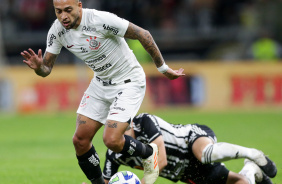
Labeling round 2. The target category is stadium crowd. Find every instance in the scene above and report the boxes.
[1,0,282,63]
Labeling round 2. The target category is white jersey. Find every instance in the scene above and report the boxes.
[46,8,145,85]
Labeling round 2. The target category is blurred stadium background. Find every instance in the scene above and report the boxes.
[0,0,282,183]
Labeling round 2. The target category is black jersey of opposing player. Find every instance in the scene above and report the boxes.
[103,113,192,182]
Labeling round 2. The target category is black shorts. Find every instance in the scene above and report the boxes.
[187,124,217,148]
[180,124,229,184]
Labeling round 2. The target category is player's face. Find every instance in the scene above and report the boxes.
[53,0,82,29]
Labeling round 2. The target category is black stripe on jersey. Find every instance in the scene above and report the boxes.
[164,141,188,153]
[160,127,188,139]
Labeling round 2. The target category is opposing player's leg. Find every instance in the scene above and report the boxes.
[103,119,159,184]
[73,114,104,184]
[191,125,277,178]
[199,142,276,178]
[239,159,273,184]
[226,172,249,184]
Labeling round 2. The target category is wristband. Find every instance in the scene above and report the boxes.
[157,63,169,73]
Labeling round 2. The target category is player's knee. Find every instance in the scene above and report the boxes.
[228,172,249,184]
[103,135,123,152]
[73,134,89,151]
[201,143,214,164]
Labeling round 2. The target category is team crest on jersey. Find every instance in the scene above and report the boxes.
[86,36,101,50]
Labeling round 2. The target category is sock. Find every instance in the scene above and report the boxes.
[76,145,103,183]
[201,142,264,164]
[90,175,105,184]
[239,162,256,184]
[119,135,153,159]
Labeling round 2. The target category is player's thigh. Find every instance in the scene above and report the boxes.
[107,83,146,123]
[103,119,129,143]
[192,137,214,161]
[74,113,103,141]
[189,124,217,161]
[77,92,110,124]
[103,83,145,148]
[226,171,249,184]
[73,113,104,155]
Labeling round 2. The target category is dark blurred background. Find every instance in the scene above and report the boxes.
[2,0,282,64]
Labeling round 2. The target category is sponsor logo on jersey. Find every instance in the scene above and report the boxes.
[103,24,119,35]
[81,47,88,53]
[85,54,106,64]
[93,63,112,72]
[113,107,125,111]
[67,45,74,48]
[47,34,56,47]
[58,29,70,37]
[86,36,101,50]
[82,26,96,32]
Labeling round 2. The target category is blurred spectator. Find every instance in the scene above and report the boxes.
[247,30,282,61]
[17,0,53,30]
[2,0,282,63]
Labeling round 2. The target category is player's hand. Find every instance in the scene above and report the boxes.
[21,48,43,71]
[163,68,185,80]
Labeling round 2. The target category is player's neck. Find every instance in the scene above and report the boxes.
[73,8,83,29]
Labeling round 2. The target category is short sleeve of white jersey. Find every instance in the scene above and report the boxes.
[46,22,63,55]
[92,10,129,37]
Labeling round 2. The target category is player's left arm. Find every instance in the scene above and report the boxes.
[124,22,185,80]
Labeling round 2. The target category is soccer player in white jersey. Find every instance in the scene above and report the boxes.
[103,113,277,184]
[20,0,185,183]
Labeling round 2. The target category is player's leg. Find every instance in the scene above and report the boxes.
[226,172,249,184]
[75,92,110,184]
[103,83,158,184]
[103,119,158,184]
[103,119,153,157]
[239,159,273,184]
[200,141,276,178]
[73,114,104,184]
[191,125,277,178]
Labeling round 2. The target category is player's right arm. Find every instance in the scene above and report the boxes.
[21,49,58,77]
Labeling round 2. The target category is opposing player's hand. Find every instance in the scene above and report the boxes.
[163,68,185,80]
[21,48,43,71]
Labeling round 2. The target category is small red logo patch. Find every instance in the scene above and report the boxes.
[80,94,89,107]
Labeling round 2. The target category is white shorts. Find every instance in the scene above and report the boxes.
[77,78,146,124]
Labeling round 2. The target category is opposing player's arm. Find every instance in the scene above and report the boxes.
[124,22,185,80]
[21,49,58,77]
[151,135,167,172]
[138,136,167,184]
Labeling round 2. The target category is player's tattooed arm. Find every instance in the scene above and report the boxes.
[21,49,58,77]
[124,22,164,67]
[36,52,58,77]
[125,23,185,79]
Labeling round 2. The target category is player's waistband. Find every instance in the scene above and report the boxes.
[95,76,131,86]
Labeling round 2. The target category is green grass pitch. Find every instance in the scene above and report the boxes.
[0,109,281,183]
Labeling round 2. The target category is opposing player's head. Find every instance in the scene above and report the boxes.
[53,0,82,29]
